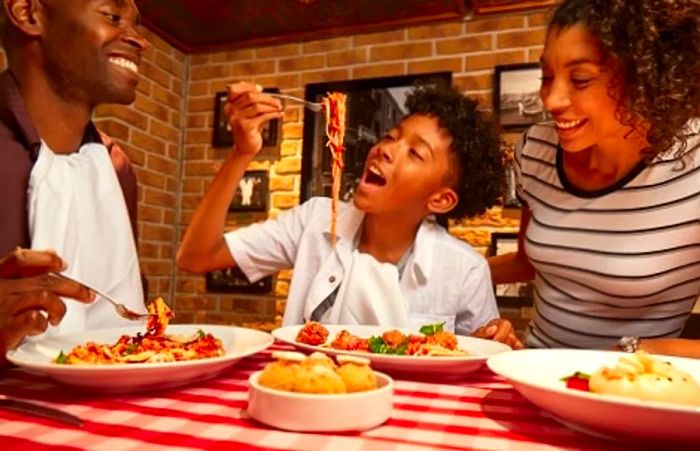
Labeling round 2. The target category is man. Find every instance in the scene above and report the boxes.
[0,0,148,358]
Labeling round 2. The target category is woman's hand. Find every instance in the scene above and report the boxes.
[472,318,524,350]
[0,249,94,363]
[225,82,283,156]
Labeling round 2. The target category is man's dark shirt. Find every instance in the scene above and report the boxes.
[0,70,139,256]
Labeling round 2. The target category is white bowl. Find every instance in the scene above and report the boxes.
[247,370,393,432]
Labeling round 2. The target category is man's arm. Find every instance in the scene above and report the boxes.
[0,249,94,367]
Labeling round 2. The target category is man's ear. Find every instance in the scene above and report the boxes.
[427,187,458,215]
[4,0,46,38]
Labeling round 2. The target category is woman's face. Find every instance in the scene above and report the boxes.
[539,25,634,153]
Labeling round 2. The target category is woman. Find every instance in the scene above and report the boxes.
[488,0,700,357]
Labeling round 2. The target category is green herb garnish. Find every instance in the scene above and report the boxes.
[197,329,206,339]
[55,351,68,364]
[368,336,408,355]
[124,343,139,355]
[419,322,445,336]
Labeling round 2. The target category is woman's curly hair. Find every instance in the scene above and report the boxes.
[549,0,700,161]
[405,82,504,220]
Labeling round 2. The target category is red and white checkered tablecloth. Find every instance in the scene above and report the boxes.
[0,344,623,450]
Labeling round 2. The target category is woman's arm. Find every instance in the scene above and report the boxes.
[176,82,282,274]
[639,338,700,359]
[487,206,536,284]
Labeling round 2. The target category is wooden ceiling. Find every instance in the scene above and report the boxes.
[139,0,468,54]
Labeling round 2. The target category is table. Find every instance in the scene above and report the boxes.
[0,344,623,450]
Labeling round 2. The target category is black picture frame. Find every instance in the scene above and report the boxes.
[212,88,281,158]
[488,232,534,307]
[229,170,268,212]
[493,63,550,130]
[299,72,452,205]
[205,267,273,294]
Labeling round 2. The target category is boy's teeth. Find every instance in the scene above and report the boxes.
[369,166,383,178]
[556,119,584,129]
[109,57,138,74]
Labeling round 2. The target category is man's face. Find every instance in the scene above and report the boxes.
[353,114,455,217]
[40,0,147,106]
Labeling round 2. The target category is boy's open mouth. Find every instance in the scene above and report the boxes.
[364,166,386,186]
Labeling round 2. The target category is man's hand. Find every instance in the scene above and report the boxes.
[472,318,524,350]
[225,82,283,156]
[0,249,94,362]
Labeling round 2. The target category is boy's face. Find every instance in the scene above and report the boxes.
[353,114,457,217]
[39,0,147,106]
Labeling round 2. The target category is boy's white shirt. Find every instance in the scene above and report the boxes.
[224,197,498,335]
[27,141,146,335]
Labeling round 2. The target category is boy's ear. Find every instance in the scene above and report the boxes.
[427,187,458,215]
[4,0,46,38]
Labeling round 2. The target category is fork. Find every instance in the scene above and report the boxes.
[0,395,83,427]
[268,93,324,113]
[51,273,150,321]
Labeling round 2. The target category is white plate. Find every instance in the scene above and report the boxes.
[272,324,510,377]
[248,370,393,432]
[487,349,700,447]
[6,324,273,393]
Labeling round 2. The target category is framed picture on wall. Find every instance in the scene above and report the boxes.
[488,232,534,307]
[493,63,550,130]
[229,170,268,212]
[205,267,273,294]
[212,88,281,159]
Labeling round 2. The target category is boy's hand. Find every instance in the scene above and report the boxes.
[225,82,283,156]
[472,318,524,350]
[0,249,94,363]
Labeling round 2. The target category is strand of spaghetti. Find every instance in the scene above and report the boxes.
[322,92,347,246]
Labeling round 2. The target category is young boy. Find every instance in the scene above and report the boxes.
[178,82,520,347]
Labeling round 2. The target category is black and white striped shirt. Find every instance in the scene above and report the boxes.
[515,122,700,349]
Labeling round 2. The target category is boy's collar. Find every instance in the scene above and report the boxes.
[324,201,435,282]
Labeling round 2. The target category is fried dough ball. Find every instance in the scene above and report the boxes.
[259,359,301,391]
[293,363,346,394]
[303,352,337,370]
[336,355,377,393]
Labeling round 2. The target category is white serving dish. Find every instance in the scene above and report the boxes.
[247,369,393,432]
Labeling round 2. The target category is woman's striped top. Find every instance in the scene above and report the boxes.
[515,122,700,349]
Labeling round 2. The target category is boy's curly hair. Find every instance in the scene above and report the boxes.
[549,0,700,161]
[405,82,504,220]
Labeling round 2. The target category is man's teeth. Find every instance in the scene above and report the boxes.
[556,119,585,130]
[109,57,138,74]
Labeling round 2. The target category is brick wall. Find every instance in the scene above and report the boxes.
[93,29,187,304]
[177,10,549,329]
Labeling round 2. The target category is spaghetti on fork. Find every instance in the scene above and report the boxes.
[321,92,347,246]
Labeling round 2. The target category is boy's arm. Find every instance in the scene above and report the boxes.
[177,82,282,274]
[457,258,523,349]
[455,259,499,336]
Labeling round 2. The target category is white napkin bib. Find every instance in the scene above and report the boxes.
[27,141,145,335]
[327,250,409,328]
